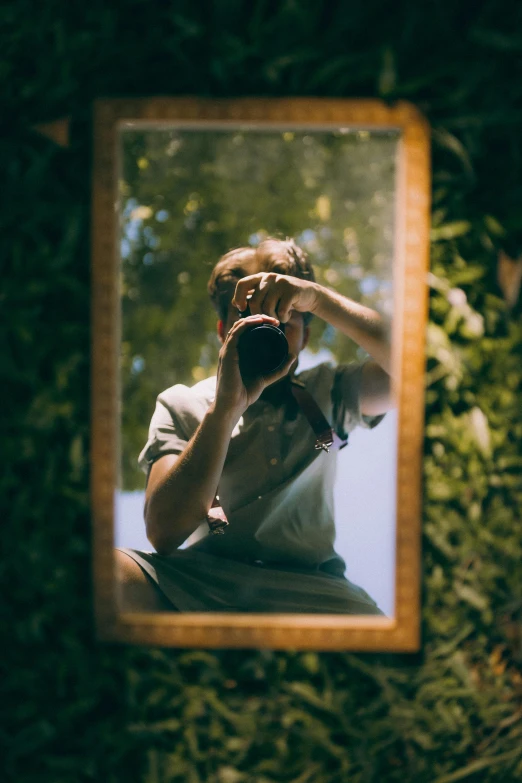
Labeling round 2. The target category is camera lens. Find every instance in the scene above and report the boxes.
[237,323,288,378]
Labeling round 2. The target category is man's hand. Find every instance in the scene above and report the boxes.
[232,273,318,323]
[216,313,297,418]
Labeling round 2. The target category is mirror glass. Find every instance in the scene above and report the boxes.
[115,124,399,616]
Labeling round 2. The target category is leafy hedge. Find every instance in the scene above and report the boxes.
[1,1,521,781]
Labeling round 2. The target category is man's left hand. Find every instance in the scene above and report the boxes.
[232,273,318,322]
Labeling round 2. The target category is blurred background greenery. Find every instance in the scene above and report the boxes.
[2,0,522,781]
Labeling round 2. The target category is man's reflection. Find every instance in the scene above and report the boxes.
[116,238,393,613]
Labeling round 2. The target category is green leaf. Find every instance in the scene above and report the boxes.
[484,214,506,236]
[432,128,473,174]
[378,47,396,96]
[431,221,472,241]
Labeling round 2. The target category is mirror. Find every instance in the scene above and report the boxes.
[92,98,430,650]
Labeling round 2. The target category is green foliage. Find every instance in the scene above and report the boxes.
[120,128,396,488]
[1,1,522,782]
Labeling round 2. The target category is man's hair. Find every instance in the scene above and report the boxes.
[207,237,315,325]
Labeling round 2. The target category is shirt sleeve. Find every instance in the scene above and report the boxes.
[137,390,190,475]
[331,361,385,438]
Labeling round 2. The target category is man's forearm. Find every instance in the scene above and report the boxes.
[145,403,238,554]
[311,285,392,375]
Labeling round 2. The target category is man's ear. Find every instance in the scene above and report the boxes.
[217,320,225,343]
[302,325,310,351]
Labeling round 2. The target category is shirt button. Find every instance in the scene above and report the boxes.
[270,458,278,466]
[268,425,275,432]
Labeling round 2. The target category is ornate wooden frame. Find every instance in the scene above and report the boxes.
[91,98,430,650]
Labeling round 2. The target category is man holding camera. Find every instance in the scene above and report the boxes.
[116,238,393,613]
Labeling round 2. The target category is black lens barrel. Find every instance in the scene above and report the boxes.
[236,302,289,378]
[237,324,288,378]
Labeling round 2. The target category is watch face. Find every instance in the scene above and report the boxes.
[206,507,229,535]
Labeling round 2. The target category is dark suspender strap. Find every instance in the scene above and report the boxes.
[290,379,348,453]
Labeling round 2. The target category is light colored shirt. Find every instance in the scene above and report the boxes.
[137,361,384,578]
[120,360,385,612]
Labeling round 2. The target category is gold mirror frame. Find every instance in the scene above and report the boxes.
[91,97,430,650]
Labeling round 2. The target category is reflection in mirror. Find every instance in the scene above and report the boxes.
[114,126,399,616]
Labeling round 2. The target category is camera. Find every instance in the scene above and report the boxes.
[236,303,289,379]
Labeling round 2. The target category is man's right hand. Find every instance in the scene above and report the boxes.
[215,314,297,418]
[146,315,295,554]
